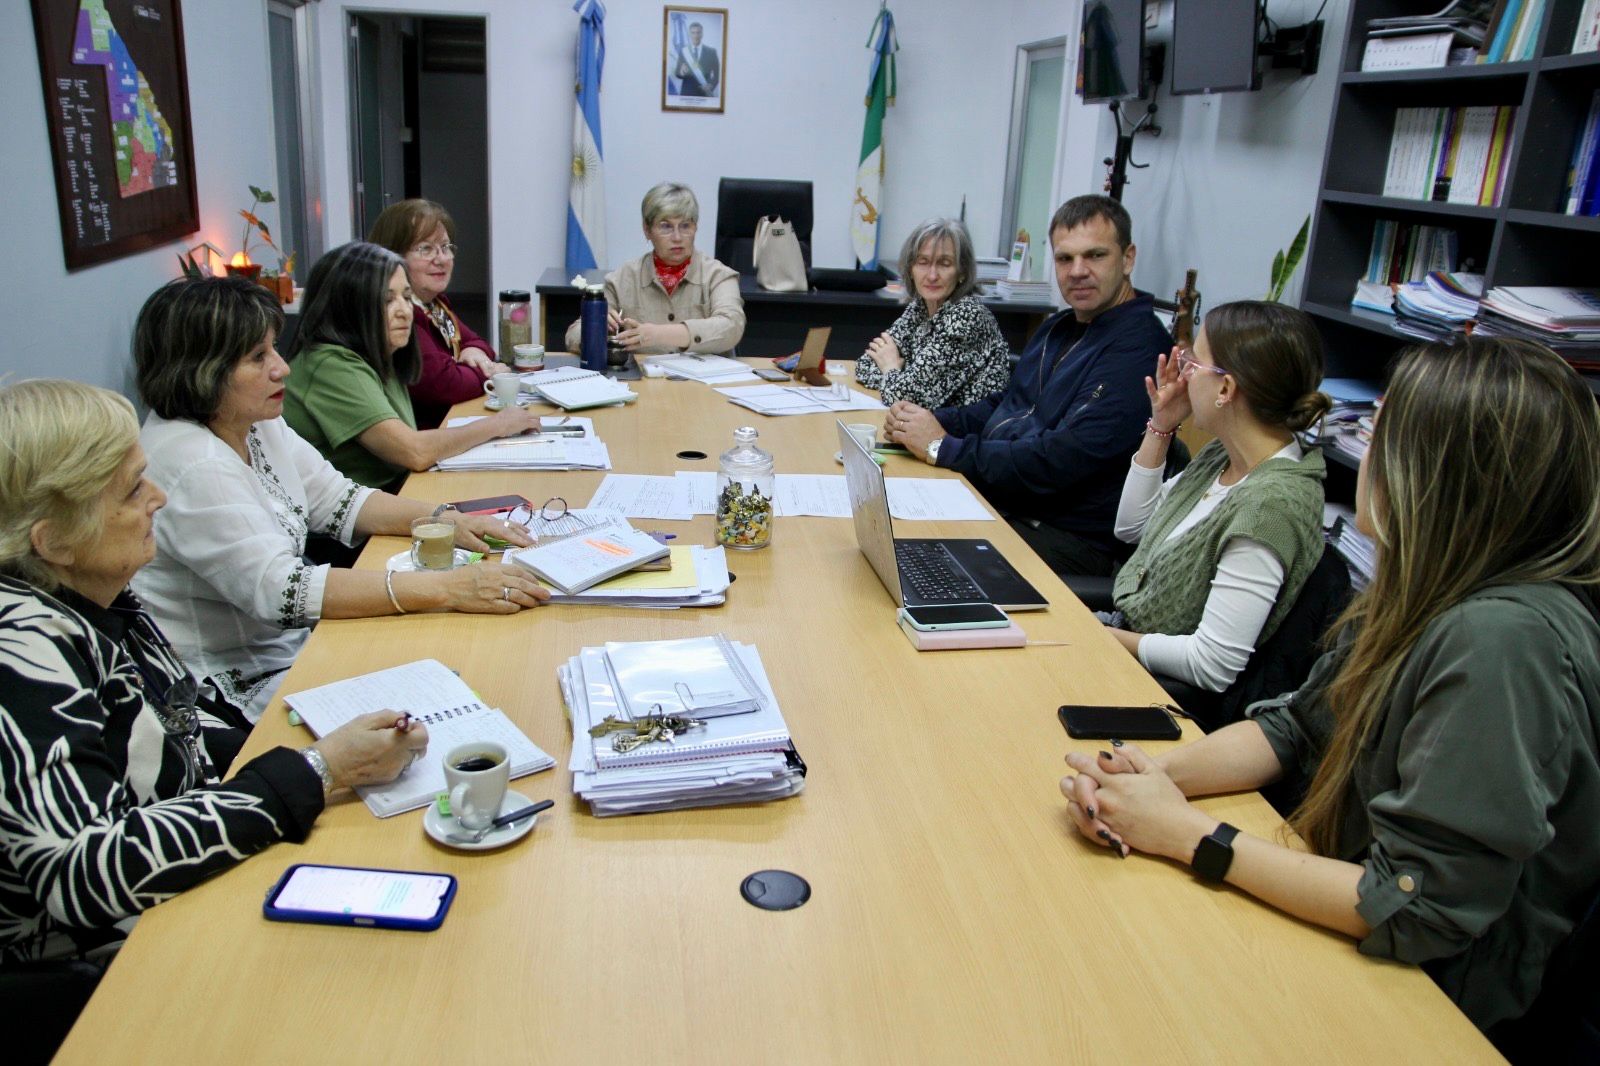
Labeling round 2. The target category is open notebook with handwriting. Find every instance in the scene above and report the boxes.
[282,659,555,818]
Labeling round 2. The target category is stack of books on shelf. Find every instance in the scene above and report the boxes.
[1326,511,1377,591]
[1305,380,1382,465]
[1477,287,1600,367]
[1477,0,1548,63]
[1392,271,1484,341]
[1361,1,1492,70]
[558,635,807,817]
[974,257,1009,284]
[993,278,1054,302]
[1576,0,1600,53]
[1382,105,1516,206]
[1563,90,1600,217]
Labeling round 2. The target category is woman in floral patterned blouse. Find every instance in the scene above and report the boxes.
[854,218,1012,409]
[130,277,549,719]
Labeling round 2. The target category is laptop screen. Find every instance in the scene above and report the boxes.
[837,420,904,605]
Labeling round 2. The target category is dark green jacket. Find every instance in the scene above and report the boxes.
[1249,583,1600,1029]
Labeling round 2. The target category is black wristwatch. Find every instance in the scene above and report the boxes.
[1191,822,1240,883]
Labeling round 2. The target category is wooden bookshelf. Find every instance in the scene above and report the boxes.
[1300,0,1600,416]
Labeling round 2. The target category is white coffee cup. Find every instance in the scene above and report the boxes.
[513,343,545,369]
[443,741,510,832]
[483,372,521,406]
[845,423,878,454]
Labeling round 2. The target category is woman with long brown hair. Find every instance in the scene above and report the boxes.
[1060,336,1600,1036]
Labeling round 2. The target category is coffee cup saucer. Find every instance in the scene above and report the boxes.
[386,548,476,571]
[424,788,539,851]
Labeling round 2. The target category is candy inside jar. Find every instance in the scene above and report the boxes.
[716,426,774,550]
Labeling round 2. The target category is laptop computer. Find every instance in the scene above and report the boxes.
[837,421,1048,612]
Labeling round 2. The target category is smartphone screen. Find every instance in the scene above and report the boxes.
[267,865,454,923]
[901,603,1009,629]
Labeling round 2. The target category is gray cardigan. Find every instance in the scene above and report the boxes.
[1248,583,1600,1030]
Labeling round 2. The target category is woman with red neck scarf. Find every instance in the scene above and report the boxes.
[564,182,745,356]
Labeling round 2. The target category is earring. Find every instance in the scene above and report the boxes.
[1214,398,1226,408]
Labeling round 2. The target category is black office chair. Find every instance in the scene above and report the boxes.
[5,959,105,1065]
[1491,882,1600,1065]
[715,178,813,277]
[1157,544,1352,735]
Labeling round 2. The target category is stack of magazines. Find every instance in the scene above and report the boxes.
[558,635,806,816]
[1477,287,1600,364]
[1391,271,1483,341]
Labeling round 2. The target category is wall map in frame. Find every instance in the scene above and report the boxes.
[30,0,200,271]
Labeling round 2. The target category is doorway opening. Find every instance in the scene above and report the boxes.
[1000,38,1066,283]
[348,13,491,336]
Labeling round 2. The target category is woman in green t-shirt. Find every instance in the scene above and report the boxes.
[283,242,541,489]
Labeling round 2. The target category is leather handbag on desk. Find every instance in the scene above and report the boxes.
[753,217,808,292]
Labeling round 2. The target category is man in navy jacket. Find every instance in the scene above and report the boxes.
[885,195,1171,576]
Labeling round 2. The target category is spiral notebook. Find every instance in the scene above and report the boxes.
[282,659,555,818]
[519,367,638,410]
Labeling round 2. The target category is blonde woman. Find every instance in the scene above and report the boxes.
[563,182,745,355]
[0,381,428,974]
[1061,337,1600,1037]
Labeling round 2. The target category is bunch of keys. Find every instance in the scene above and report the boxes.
[588,711,706,753]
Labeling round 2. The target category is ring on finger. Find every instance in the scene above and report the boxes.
[502,586,512,602]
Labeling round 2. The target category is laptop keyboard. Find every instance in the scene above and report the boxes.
[895,541,985,604]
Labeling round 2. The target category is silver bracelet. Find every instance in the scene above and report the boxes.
[385,568,407,614]
[300,746,335,794]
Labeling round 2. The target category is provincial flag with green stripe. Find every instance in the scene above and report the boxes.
[851,7,898,269]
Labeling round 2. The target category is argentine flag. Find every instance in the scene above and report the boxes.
[567,0,606,274]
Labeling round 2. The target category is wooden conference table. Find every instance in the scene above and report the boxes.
[58,375,1497,1064]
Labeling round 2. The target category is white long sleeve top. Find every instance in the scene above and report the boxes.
[132,415,375,720]
[1113,440,1304,692]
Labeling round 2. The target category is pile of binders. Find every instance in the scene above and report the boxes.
[558,635,806,816]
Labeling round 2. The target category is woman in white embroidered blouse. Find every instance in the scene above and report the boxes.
[131,277,551,719]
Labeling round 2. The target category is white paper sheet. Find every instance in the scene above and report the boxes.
[884,478,995,522]
[586,474,693,520]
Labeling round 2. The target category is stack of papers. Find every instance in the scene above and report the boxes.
[436,417,613,471]
[993,278,1055,302]
[1327,514,1377,591]
[1477,287,1600,354]
[521,540,732,608]
[1391,272,1483,341]
[714,382,885,416]
[519,367,638,410]
[585,472,993,521]
[643,354,760,384]
[508,522,668,594]
[284,659,555,818]
[558,637,805,816]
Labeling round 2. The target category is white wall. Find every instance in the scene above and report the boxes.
[312,0,1072,299]
[1,0,282,394]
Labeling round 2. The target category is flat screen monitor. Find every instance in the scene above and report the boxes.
[1078,0,1144,102]
[1171,0,1261,95]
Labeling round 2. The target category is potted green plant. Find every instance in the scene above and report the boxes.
[226,185,280,282]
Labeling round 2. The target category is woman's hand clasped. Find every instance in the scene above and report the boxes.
[865,332,903,372]
[1060,743,1217,863]
[1146,346,1193,434]
[436,563,550,614]
[459,346,500,378]
[313,710,430,789]
[614,317,686,352]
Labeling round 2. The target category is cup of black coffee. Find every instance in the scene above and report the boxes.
[442,741,509,831]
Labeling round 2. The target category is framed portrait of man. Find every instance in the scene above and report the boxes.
[662,6,726,113]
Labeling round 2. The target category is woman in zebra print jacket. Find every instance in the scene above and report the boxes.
[0,380,428,967]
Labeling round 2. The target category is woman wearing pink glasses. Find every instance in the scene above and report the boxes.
[1104,300,1332,696]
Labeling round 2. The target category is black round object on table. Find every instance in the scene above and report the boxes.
[740,870,811,911]
[676,449,708,460]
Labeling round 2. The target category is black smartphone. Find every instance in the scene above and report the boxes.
[1057,704,1182,741]
[446,494,531,516]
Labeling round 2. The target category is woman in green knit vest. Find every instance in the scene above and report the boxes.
[1063,338,1600,1046]
[1106,301,1331,693]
